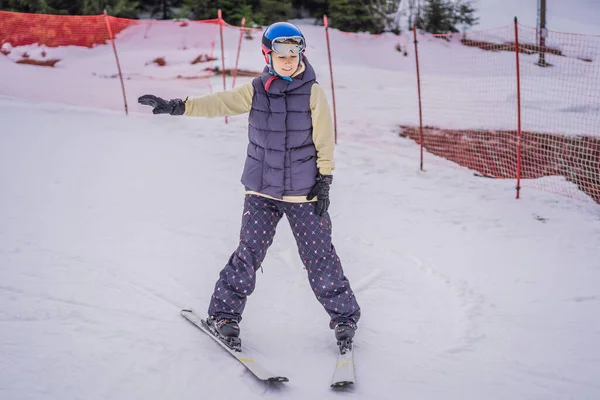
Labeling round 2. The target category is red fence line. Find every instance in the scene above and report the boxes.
[412,25,425,172]
[231,17,246,89]
[0,10,133,48]
[217,9,228,125]
[411,22,600,204]
[104,10,128,116]
[1,10,598,205]
[514,17,523,199]
[323,15,338,144]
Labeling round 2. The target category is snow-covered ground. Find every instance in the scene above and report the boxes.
[1,1,600,399]
[2,93,600,400]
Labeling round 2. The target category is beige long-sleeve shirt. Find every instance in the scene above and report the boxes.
[183,64,335,203]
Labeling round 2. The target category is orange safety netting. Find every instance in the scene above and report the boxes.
[0,10,133,48]
[517,25,600,204]
[1,10,599,205]
[408,23,600,204]
[0,11,222,113]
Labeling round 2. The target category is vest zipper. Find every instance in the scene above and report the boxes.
[283,93,290,193]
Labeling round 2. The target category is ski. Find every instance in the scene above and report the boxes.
[331,338,355,387]
[180,309,289,383]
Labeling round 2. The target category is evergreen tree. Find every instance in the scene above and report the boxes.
[369,0,402,34]
[1,0,57,13]
[181,0,212,20]
[51,0,83,14]
[258,0,292,25]
[81,0,140,18]
[327,0,377,33]
[454,0,478,35]
[291,0,328,19]
[0,0,141,16]
[415,0,478,34]
[182,0,291,26]
[418,0,456,34]
[182,0,246,25]
[142,0,183,19]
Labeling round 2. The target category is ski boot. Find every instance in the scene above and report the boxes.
[334,321,356,354]
[206,316,242,352]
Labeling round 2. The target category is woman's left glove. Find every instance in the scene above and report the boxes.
[306,174,333,217]
[138,94,185,115]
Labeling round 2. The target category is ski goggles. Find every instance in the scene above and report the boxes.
[270,36,306,55]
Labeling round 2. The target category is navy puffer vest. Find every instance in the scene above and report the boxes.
[241,57,318,199]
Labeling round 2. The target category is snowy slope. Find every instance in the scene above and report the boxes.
[1,3,600,399]
[1,93,600,399]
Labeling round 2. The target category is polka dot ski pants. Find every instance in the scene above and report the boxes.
[207,194,361,329]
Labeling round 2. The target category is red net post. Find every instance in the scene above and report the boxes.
[413,24,425,171]
[323,15,338,144]
[104,10,128,115]
[218,9,227,124]
[231,17,246,89]
[514,17,523,199]
[212,20,263,103]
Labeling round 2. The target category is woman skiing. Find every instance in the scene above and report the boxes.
[138,22,361,345]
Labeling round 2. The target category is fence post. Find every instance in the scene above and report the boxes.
[103,10,128,115]
[413,25,424,171]
[218,9,228,124]
[206,40,216,95]
[514,17,523,199]
[232,17,246,89]
[537,0,548,67]
[323,15,338,144]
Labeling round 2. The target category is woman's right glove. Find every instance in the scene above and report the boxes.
[138,94,186,115]
[306,174,333,217]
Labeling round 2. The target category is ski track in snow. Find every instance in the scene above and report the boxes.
[343,235,488,361]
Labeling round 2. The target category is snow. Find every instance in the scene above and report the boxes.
[474,0,600,35]
[2,93,600,399]
[2,3,600,399]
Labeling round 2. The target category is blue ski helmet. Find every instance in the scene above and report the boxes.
[261,22,306,65]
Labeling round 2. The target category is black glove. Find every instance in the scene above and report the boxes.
[138,94,185,115]
[306,174,333,217]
